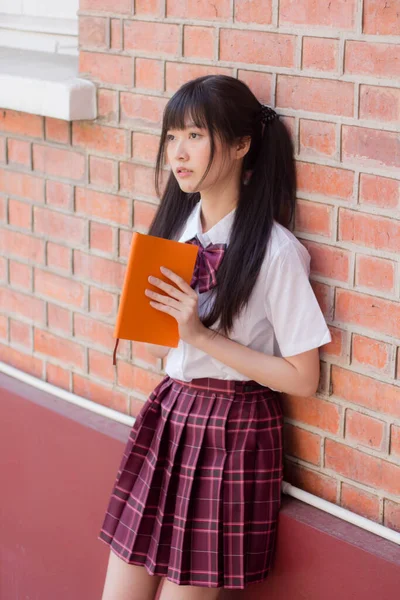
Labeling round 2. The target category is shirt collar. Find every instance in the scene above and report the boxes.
[179,199,236,246]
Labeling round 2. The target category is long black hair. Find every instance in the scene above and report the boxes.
[148,74,296,335]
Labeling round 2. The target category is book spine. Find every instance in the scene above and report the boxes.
[113,232,139,337]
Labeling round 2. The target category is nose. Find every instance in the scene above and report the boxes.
[174,139,189,161]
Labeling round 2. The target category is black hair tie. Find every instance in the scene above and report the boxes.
[260,104,278,124]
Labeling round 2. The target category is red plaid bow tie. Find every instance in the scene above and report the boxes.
[186,236,227,293]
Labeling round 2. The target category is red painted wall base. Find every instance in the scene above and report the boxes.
[1,372,399,600]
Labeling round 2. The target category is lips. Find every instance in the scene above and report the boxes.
[176,167,193,174]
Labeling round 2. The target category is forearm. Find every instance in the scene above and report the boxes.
[195,329,313,396]
[145,343,171,359]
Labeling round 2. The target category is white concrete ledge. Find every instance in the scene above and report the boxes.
[0,47,97,121]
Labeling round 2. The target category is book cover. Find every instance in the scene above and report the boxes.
[113,232,199,364]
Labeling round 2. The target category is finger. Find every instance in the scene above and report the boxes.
[149,300,179,319]
[148,276,186,301]
[145,289,182,311]
[160,266,197,296]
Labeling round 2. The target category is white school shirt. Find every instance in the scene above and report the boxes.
[164,200,332,391]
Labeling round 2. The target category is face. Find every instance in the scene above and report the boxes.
[165,120,238,194]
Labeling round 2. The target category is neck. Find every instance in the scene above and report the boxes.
[199,171,240,233]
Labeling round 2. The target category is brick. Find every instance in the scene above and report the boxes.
[47,303,71,335]
[74,313,124,354]
[119,229,133,259]
[355,254,395,293]
[341,483,380,522]
[0,287,45,323]
[325,439,400,496]
[295,199,333,237]
[0,168,44,202]
[47,243,71,272]
[132,341,160,368]
[336,287,400,340]
[79,51,133,86]
[322,326,345,359]
[124,21,180,55]
[339,209,400,254]
[0,343,43,378]
[167,0,231,20]
[352,334,390,372]
[119,162,157,199]
[88,348,115,383]
[332,364,400,418]
[34,269,85,308]
[89,156,117,189]
[302,240,350,282]
[277,75,354,117]
[281,393,340,434]
[132,132,159,163]
[110,19,122,50]
[183,26,215,60]
[133,200,157,231]
[73,250,126,288]
[299,120,336,158]
[280,0,356,28]
[44,118,70,144]
[220,30,295,68]
[0,316,7,340]
[0,229,45,264]
[35,328,85,370]
[166,63,232,93]
[345,41,400,78]
[0,257,6,281]
[80,0,132,13]
[0,136,6,162]
[360,85,400,123]
[363,0,400,35]
[7,138,31,167]
[234,0,272,24]
[90,221,114,254]
[135,0,163,15]
[237,71,273,105]
[9,260,32,291]
[135,58,164,91]
[0,109,43,138]
[391,425,400,457]
[89,287,116,317]
[34,207,87,246]
[297,162,354,200]
[118,363,163,395]
[120,92,167,127]
[302,37,338,72]
[45,180,73,210]
[97,89,118,122]
[359,174,399,210]
[345,409,386,450]
[284,423,321,465]
[75,187,131,226]
[73,374,129,413]
[79,16,108,49]
[46,363,70,390]
[9,320,30,347]
[283,460,337,503]
[0,196,5,221]
[33,145,86,180]
[384,499,400,533]
[9,198,32,230]
[72,122,128,156]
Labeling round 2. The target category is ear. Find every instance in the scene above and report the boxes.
[235,136,251,160]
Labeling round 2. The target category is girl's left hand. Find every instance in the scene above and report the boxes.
[145,266,207,346]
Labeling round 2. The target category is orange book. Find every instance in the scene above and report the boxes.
[112,232,199,365]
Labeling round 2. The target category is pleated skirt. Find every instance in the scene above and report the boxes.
[98,375,284,589]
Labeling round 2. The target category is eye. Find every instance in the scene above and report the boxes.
[166,134,175,141]
[189,132,201,139]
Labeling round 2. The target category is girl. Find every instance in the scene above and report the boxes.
[99,74,331,600]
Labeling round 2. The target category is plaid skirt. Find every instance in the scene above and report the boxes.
[98,375,284,589]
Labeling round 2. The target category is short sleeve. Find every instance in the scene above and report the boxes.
[264,242,332,357]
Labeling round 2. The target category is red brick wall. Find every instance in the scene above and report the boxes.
[0,0,399,531]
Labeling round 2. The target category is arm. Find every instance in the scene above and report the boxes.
[196,330,321,397]
[145,343,171,359]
